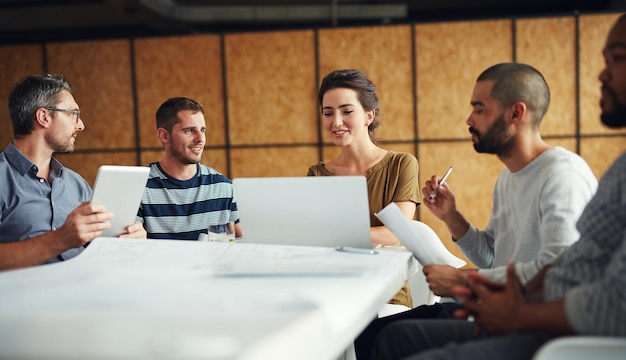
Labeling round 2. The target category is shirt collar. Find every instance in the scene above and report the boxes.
[4,142,64,178]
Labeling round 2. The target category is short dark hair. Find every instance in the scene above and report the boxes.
[318,69,382,141]
[155,97,204,132]
[8,74,73,137]
[477,63,550,127]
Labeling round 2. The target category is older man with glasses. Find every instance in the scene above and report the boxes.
[0,74,146,271]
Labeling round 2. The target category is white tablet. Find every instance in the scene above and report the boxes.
[91,165,150,237]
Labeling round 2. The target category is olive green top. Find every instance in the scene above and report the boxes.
[307,151,420,226]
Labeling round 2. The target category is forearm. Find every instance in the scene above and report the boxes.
[371,200,416,247]
[234,222,243,238]
[443,210,470,241]
[0,232,67,271]
[371,226,401,247]
[514,299,575,335]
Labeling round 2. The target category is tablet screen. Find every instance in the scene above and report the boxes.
[91,165,150,237]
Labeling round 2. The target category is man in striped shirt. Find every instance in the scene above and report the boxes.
[136,97,241,240]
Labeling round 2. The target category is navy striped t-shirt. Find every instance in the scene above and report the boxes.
[136,162,239,240]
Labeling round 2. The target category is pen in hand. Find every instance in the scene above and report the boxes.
[429,166,453,200]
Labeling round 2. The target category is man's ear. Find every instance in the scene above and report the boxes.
[157,127,169,144]
[510,102,527,123]
[35,108,51,129]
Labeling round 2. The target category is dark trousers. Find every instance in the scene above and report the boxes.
[370,319,553,360]
[355,302,462,360]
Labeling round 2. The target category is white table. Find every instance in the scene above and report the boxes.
[0,238,412,360]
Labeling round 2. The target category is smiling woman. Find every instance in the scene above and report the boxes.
[307,69,421,311]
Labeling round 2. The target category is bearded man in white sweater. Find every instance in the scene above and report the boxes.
[355,63,599,359]
[369,13,626,360]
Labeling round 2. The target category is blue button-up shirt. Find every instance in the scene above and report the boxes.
[0,143,92,264]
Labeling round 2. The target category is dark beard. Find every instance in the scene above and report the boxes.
[600,86,626,129]
[470,112,515,157]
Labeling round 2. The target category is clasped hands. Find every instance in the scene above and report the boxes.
[451,263,525,335]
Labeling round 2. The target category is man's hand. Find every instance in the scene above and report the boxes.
[54,202,113,248]
[118,222,147,239]
[452,263,525,334]
[421,175,456,220]
[423,264,467,297]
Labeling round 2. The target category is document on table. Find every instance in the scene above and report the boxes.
[71,237,403,277]
[376,203,466,268]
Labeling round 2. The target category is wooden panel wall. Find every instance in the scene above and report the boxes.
[0,13,622,266]
[225,30,319,177]
[0,44,44,149]
[133,34,227,173]
[516,16,577,136]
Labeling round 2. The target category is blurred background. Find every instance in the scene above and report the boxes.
[2,0,626,44]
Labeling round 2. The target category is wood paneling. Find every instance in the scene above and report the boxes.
[134,35,224,149]
[580,136,626,179]
[230,146,319,178]
[225,30,317,146]
[46,40,135,152]
[516,16,577,136]
[0,44,44,149]
[318,25,414,142]
[56,152,138,187]
[416,20,512,140]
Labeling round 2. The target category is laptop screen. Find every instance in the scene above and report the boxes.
[233,176,372,249]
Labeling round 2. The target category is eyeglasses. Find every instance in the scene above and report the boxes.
[44,107,81,124]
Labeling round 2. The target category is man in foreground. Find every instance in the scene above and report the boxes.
[355,63,598,358]
[370,13,626,360]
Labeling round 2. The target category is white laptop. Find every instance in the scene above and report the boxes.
[233,176,372,249]
[91,165,150,237]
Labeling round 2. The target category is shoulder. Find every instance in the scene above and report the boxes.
[383,151,419,173]
[599,152,626,187]
[198,163,221,175]
[542,147,590,169]
[387,151,418,164]
[307,162,331,176]
[530,147,595,181]
[527,148,598,198]
[146,162,164,179]
[199,164,233,184]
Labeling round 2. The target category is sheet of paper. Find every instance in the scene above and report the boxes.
[376,203,466,268]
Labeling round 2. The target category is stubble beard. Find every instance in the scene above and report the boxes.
[600,85,626,129]
[171,145,202,165]
[471,113,515,157]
